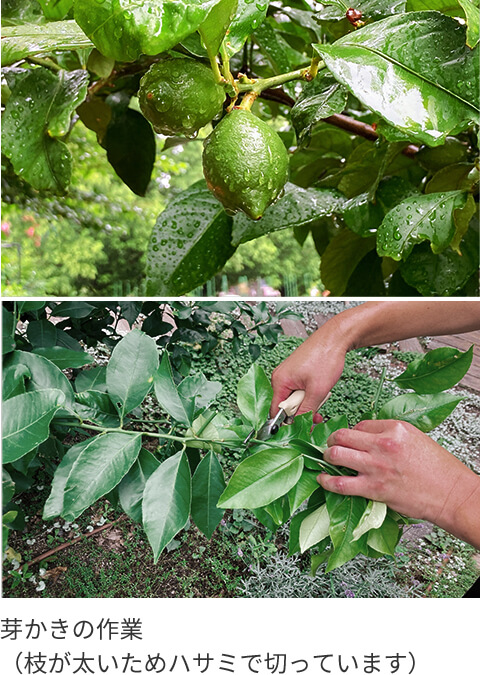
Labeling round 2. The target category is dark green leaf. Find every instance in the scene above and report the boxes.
[178,373,222,416]
[50,301,98,318]
[4,350,75,407]
[287,471,321,514]
[236,362,272,429]
[1,68,88,192]
[191,450,226,538]
[106,330,159,423]
[145,181,236,295]
[118,448,160,523]
[291,73,348,145]
[232,182,345,246]
[43,442,86,520]
[377,191,470,261]
[3,469,16,509]
[458,0,479,48]
[367,514,401,555]
[225,0,269,57]
[3,389,65,463]
[400,229,479,296]
[394,346,474,393]
[2,362,29,401]
[74,0,222,62]
[311,415,349,447]
[2,307,15,355]
[378,392,464,431]
[33,347,94,370]
[74,390,122,428]
[344,250,386,296]
[75,366,107,393]
[61,433,142,520]
[199,0,238,58]
[143,451,192,562]
[1,20,93,67]
[325,492,368,571]
[217,447,304,509]
[103,98,155,196]
[154,352,195,426]
[314,12,479,146]
[320,230,376,296]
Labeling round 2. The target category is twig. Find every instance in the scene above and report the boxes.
[2,515,128,582]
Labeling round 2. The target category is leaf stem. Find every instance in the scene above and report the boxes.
[236,62,326,95]
[372,366,387,417]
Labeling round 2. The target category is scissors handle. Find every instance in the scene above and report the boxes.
[278,390,305,417]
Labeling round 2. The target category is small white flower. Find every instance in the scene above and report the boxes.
[12,560,20,570]
[35,581,46,592]
[54,522,61,528]
[26,538,36,545]
[39,568,46,577]
[85,525,94,532]
[36,485,44,491]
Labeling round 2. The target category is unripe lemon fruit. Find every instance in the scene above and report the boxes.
[138,58,226,137]
[202,108,289,220]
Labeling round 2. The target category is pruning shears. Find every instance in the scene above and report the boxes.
[244,390,306,446]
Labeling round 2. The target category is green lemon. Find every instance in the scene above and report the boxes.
[202,108,289,220]
[138,58,226,137]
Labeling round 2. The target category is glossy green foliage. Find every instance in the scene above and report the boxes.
[2,389,65,463]
[2,68,88,192]
[394,345,474,393]
[314,12,479,147]
[202,109,289,220]
[106,329,159,423]
[1,20,92,66]
[74,0,221,62]
[146,181,236,295]
[2,303,475,570]
[138,58,225,137]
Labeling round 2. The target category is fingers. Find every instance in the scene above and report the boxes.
[323,444,370,473]
[327,427,378,453]
[317,472,370,498]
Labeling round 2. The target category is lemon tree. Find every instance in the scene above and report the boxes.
[2,0,479,296]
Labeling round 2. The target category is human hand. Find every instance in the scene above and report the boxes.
[318,419,480,548]
[270,322,348,421]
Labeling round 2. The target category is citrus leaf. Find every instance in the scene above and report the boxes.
[291,73,348,145]
[351,500,387,542]
[3,389,65,463]
[399,229,478,296]
[4,350,75,407]
[217,447,304,509]
[458,0,480,47]
[61,433,142,520]
[314,12,479,146]
[320,230,376,296]
[378,392,464,431]
[33,347,94,370]
[236,362,272,429]
[367,514,401,555]
[299,503,330,553]
[231,182,345,246]
[118,448,160,523]
[224,0,269,57]
[43,442,86,520]
[38,0,74,21]
[287,471,322,514]
[394,346,474,394]
[1,67,88,192]
[2,306,15,355]
[325,492,368,572]
[191,450,226,538]
[1,20,93,67]
[154,352,196,426]
[145,181,236,295]
[376,191,469,261]
[143,451,192,562]
[199,0,238,58]
[75,366,107,393]
[106,330,159,422]
[74,0,222,62]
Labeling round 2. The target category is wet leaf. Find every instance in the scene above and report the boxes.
[314,12,479,146]
[376,191,469,261]
[321,230,376,296]
[145,181,236,295]
[291,73,348,145]
[224,0,269,57]
[199,0,238,58]
[232,182,345,246]
[1,67,88,192]
[74,0,221,62]
[1,20,93,67]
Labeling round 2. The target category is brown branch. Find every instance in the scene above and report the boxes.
[259,88,419,155]
[3,515,128,583]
